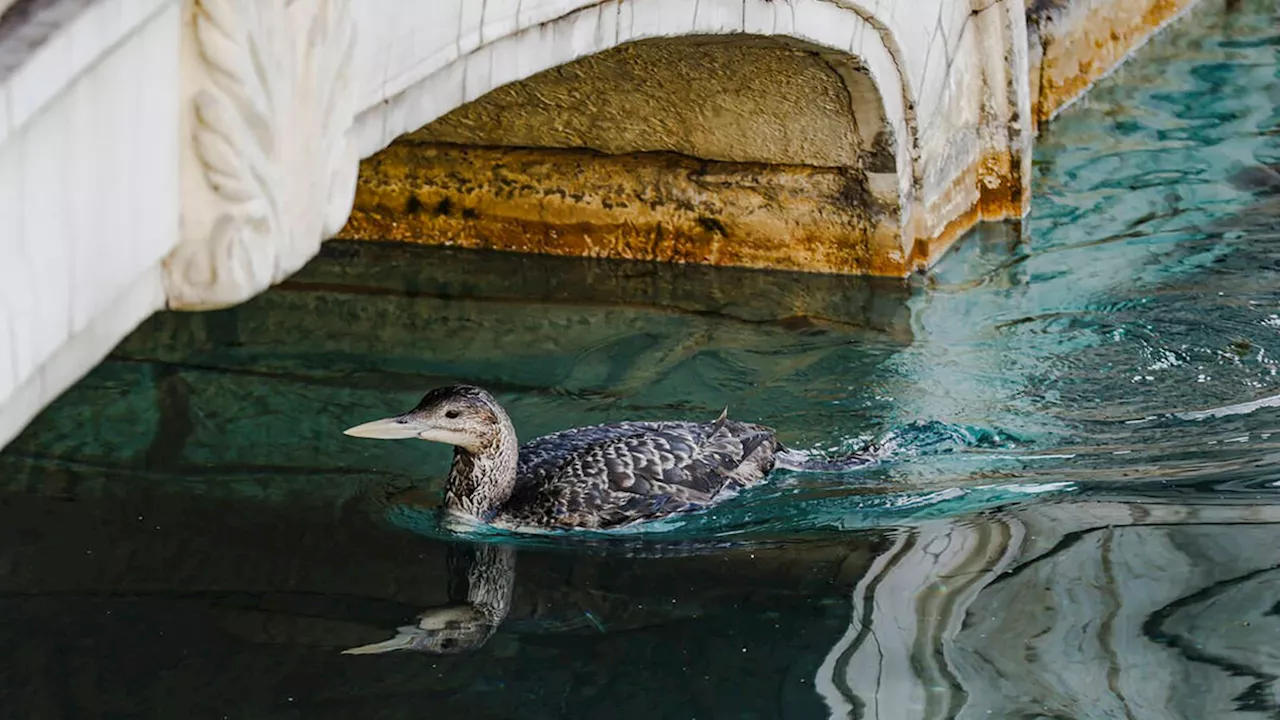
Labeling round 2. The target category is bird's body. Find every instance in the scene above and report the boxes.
[502,416,778,528]
[344,385,870,530]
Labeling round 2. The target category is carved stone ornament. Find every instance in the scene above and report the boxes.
[164,0,358,310]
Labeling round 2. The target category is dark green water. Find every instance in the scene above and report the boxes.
[3,1,1280,717]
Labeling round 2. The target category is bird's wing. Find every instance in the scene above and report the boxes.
[516,423,649,480]
[529,420,776,524]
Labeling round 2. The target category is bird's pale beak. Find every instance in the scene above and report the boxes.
[341,628,424,655]
[343,415,478,448]
[342,415,420,440]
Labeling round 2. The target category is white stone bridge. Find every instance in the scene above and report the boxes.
[0,0,1198,448]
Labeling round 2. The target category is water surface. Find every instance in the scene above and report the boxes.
[2,0,1280,716]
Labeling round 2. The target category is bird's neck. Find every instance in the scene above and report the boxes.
[455,543,516,624]
[443,414,519,520]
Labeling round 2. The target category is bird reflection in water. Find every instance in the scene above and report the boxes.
[343,542,516,656]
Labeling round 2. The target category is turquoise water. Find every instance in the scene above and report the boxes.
[3,0,1280,716]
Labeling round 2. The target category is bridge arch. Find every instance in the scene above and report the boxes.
[0,0,1036,449]
[164,0,1032,308]
[349,0,919,209]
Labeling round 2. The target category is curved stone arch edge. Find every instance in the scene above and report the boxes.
[340,0,921,215]
[349,0,918,208]
[350,0,1041,277]
[164,0,1030,311]
[355,0,1029,276]
[161,0,916,310]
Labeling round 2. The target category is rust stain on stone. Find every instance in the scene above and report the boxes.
[1029,0,1199,129]
[339,142,899,276]
[905,150,1027,272]
[338,141,1031,278]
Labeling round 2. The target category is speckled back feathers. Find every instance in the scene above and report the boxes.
[500,415,779,529]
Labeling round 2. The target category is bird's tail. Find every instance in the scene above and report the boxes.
[773,443,881,473]
[711,405,881,473]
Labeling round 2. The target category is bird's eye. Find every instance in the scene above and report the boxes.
[445,410,460,419]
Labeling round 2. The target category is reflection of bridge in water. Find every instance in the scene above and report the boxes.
[337,491,1280,719]
[818,498,1280,719]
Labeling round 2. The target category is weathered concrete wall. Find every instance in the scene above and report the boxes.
[341,142,906,275]
[413,37,877,169]
[1028,0,1203,127]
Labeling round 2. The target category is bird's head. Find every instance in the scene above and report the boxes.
[341,605,499,656]
[343,385,508,452]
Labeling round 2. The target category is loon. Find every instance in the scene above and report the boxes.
[343,384,874,530]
